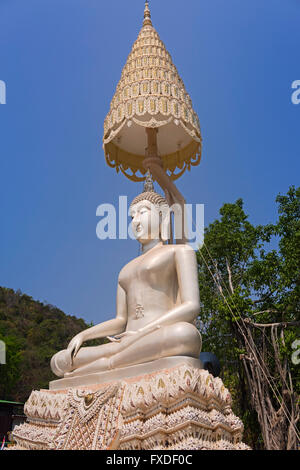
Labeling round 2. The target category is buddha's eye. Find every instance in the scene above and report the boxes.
[140,207,149,215]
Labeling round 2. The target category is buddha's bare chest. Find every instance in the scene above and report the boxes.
[119,247,175,292]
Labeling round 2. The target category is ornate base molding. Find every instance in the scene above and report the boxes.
[12,364,250,450]
[49,356,203,391]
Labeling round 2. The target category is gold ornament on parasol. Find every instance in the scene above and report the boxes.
[103,1,202,184]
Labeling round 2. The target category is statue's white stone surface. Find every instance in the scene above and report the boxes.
[50,189,202,389]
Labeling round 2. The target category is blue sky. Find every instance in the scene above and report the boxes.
[0,0,299,325]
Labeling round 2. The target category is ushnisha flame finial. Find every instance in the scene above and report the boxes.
[130,168,169,209]
[143,0,152,27]
[143,169,155,192]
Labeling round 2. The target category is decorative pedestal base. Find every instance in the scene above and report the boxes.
[49,356,203,391]
[12,362,250,450]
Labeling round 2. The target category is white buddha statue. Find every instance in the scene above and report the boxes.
[50,182,202,380]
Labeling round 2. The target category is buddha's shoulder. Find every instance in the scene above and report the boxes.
[168,243,195,252]
[162,243,196,257]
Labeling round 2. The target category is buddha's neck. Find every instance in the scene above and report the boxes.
[141,239,163,254]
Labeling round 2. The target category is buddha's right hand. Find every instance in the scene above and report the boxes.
[67,333,84,363]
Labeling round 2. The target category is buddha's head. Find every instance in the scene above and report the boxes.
[130,172,170,245]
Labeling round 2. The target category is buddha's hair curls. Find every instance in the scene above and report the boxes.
[130,191,169,210]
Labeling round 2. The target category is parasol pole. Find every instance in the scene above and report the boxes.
[143,127,188,244]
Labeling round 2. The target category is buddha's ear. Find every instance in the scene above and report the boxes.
[160,206,171,242]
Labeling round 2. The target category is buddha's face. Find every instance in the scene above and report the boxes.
[130,200,161,244]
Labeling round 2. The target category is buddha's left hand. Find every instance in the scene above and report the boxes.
[107,325,161,343]
[107,330,138,342]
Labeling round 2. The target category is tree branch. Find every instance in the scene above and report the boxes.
[226,258,234,294]
[252,310,278,316]
[244,319,300,328]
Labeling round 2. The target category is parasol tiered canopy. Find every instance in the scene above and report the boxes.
[103,1,202,183]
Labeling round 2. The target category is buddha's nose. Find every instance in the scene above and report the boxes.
[132,214,140,225]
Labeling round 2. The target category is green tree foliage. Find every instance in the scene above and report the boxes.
[197,186,300,449]
[0,289,96,402]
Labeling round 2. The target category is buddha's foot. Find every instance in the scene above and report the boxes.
[51,350,72,378]
[64,357,111,378]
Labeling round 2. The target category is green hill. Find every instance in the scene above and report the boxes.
[0,287,92,402]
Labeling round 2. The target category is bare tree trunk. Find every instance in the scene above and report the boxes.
[240,323,299,450]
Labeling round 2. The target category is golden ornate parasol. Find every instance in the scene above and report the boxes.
[103,1,202,184]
